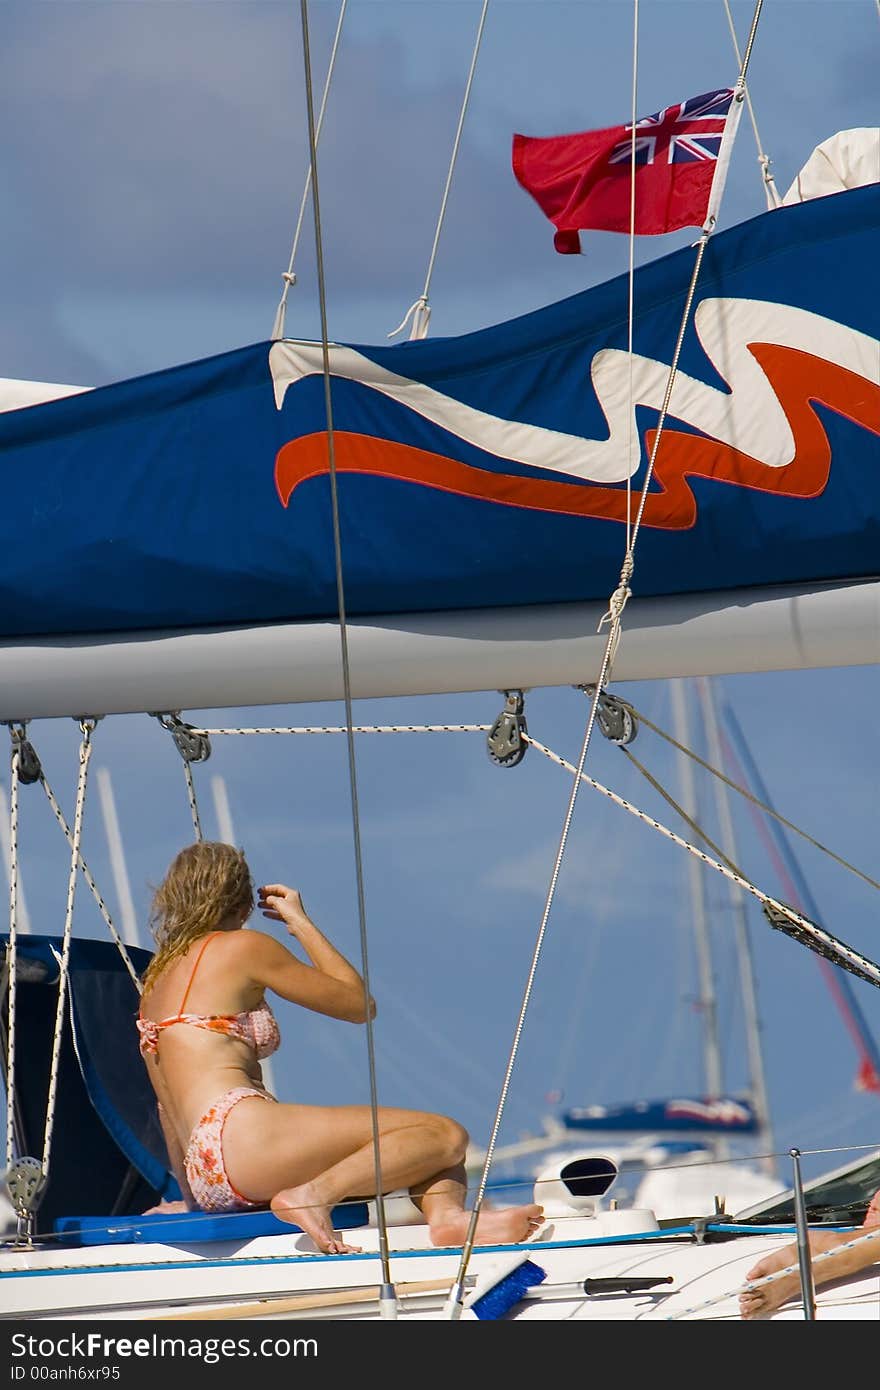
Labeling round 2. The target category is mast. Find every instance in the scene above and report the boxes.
[696,677,778,1178]
[669,680,724,1120]
[96,767,143,950]
[210,775,237,847]
[721,701,880,1099]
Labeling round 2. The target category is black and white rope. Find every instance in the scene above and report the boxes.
[527,735,880,988]
[587,688,880,894]
[4,730,25,1174]
[181,761,203,842]
[41,721,95,1178]
[37,766,142,992]
[189,723,492,736]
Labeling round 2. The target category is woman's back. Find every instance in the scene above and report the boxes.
[139,930,277,1137]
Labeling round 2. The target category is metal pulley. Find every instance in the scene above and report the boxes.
[582,686,639,746]
[152,712,211,764]
[5,1156,46,1246]
[8,725,41,785]
[487,690,528,768]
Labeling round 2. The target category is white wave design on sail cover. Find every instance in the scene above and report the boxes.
[270,299,878,485]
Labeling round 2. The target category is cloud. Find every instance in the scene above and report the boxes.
[1,3,587,379]
[0,3,560,304]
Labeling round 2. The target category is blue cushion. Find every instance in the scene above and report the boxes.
[54,1203,369,1246]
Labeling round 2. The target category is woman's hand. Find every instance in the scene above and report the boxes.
[258,883,311,937]
[253,887,374,1021]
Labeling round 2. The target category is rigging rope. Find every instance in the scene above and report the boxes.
[445,0,766,1319]
[189,702,877,975]
[595,11,759,656]
[5,717,142,1206]
[3,721,142,1204]
[722,0,781,209]
[526,733,880,988]
[387,0,491,341]
[190,722,492,736]
[298,0,395,1312]
[40,721,95,1183]
[584,688,880,894]
[182,763,203,841]
[271,0,348,341]
[153,714,208,842]
[35,761,142,991]
[4,728,26,1175]
[624,0,640,553]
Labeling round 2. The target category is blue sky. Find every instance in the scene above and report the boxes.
[1,1,878,1193]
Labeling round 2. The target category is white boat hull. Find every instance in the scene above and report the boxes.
[2,1214,876,1322]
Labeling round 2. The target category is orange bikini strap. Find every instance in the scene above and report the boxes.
[176,931,221,1016]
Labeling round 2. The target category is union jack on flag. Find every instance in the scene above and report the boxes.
[513,84,738,250]
[609,88,734,166]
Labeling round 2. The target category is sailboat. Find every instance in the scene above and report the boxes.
[2,0,879,1323]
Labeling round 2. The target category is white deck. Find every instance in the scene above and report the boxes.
[2,1211,877,1322]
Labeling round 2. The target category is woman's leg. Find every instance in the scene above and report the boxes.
[408,1164,545,1248]
[222,1098,542,1253]
[270,1110,469,1254]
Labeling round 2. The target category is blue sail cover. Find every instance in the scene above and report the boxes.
[0,934,177,1226]
[564,1096,760,1135]
[0,186,877,642]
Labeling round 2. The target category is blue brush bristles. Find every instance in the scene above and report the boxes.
[470,1258,547,1320]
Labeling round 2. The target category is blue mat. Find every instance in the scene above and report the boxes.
[55,1203,369,1246]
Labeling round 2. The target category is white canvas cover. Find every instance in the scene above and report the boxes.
[782,127,880,205]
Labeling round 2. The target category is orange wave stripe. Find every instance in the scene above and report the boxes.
[274,345,880,531]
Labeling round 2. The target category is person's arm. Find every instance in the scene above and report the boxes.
[808,1201,880,1287]
[740,1194,880,1316]
[803,1189,880,1287]
[250,884,376,1023]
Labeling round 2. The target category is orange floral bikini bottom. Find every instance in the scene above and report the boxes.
[184,1086,275,1212]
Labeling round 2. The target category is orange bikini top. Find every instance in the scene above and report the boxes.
[137,932,281,1061]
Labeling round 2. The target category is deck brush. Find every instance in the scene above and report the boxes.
[463,1252,548,1320]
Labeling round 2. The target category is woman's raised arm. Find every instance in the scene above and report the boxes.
[245,885,376,1023]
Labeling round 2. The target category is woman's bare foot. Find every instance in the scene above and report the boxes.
[142,1199,190,1216]
[428,1203,544,1248]
[271,1184,363,1255]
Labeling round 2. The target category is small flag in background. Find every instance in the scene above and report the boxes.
[512,88,735,253]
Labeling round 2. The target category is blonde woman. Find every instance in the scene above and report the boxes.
[137,842,543,1254]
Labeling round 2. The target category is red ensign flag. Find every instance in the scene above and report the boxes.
[512,88,735,253]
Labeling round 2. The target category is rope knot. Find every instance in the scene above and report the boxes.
[388,296,431,341]
[596,550,634,635]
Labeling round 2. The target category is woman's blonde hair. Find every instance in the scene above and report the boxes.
[141,841,254,995]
